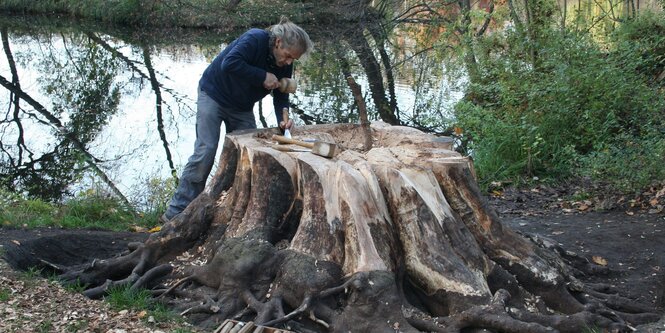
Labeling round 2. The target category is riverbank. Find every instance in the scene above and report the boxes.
[0,0,335,29]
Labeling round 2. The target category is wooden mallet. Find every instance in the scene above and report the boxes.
[278,78,296,93]
[272,135,337,158]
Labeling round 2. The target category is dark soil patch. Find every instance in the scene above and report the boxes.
[0,227,148,273]
[487,184,665,310]
[502,212,665,308]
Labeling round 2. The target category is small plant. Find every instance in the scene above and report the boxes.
[65,320,89,332]
[36,319,54,333]
[582,326,602,333]
[21,267,44,279]
[570,190,592,201]
[106,285,152,311]
[105,285,185,327]
[149,302,184,325]
[0,288,10,302]
[62,280,87,293]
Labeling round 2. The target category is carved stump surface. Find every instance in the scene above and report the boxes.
[45,122,662,332]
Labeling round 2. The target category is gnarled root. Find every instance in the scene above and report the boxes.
[58,193,214,298]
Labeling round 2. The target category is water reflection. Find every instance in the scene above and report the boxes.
[0,15,459,206]
[0,18,222,204]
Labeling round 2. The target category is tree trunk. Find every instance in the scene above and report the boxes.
[52,123,660,332]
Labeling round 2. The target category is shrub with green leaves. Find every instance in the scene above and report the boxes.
[455,11,665,192]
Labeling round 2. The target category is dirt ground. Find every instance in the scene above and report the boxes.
[0,184,663,332]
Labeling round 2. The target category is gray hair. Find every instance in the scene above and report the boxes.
[268,16,313,58]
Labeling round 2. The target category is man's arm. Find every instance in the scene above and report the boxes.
[220,33,266,87]
[273,90,290,123]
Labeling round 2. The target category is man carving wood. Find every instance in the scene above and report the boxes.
[162,16,312,222]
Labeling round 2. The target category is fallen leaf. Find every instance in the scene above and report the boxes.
[592,256,608,266]
[578,204,589,211]
[130,226,147,232]
[149,226,162,233]
[11,240,20,246]
[656,187,665,198]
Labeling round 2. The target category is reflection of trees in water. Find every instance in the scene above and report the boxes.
[0,28,132,204]
[296,1,469,135]
[0,26,189,204]
[0,4,486,202]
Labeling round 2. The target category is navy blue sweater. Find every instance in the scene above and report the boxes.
[199,28,291,122]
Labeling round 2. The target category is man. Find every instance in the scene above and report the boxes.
[162,17,313,222]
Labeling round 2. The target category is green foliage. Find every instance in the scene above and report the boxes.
[1,186,161,231]
[579,134,665,192]
[60,190,136,230]
[63,280,87,293]
[64,320,89,332]
[130,176,178,214]
[106,285,183,326]
[107,285,152,311]
[455,10,665,193]
[36,320,54,333]
[610,11,665,88]
[21,267,44,280]
[582,326,602,333]
[0,288,10,302]
[0,0,314,28]
[0,188,57,228]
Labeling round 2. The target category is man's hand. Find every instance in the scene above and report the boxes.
[263,72,280,90]
[279,119,294,130]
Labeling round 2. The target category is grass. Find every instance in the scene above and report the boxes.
[106,285,186,327]
[64,320,89,332]
[35,320,54,333]
[0,287,10,301]
[20,267,43,279]
[3,267,194,331]
[0,188,163,232]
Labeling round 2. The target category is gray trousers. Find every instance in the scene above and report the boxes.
[164,87,256,219]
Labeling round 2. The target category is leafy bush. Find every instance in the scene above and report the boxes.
[455,12,665,192]
[611,11,665,87]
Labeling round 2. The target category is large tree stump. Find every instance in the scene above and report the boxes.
[54,122,661,332]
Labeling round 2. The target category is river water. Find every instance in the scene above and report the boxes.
[1,0,659,206]
[0,16,460,206]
